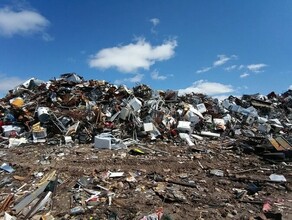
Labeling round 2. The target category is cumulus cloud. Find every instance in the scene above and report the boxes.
[289,85,292,90]
[151,70,167,80]
[89,39,177,73]
[0,7,51,39]
[247,63,267,73]
[178,80,234,96]
[114,74,144,85]
[0,74,28,97]
[240,72,249,78]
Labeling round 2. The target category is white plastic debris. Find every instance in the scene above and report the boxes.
[200,131,220,138]
[269,174,286,182]
[257,116,269,124]
[197,103,207,113]
[177,121,192,133]
[189,105,204,118]
[4,212,17,220]
[269,118,282,126]
[8,137,28,148]
[213,118,225,126]
[64,136,73,144]
[143,122,154,132]
[109,171,124,178]
[191,134,203,140]
[94,133,126,150]
[129,97,142,111]
[210,169,224,177]
[179,133,195,146]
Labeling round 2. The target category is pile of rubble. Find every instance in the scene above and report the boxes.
[0,73,291,219]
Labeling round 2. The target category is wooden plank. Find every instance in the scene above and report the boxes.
[275,137,292,150]
[269,138,285,151]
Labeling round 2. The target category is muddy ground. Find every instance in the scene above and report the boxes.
[0,138,291,220]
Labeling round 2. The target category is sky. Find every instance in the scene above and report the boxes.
[0,0,292,99]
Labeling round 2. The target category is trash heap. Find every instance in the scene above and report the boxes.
[0,73,291,219]
[1,73,292,157]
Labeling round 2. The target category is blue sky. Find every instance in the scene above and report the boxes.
[0,0,292,98]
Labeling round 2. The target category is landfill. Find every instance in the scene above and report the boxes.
[0,73,291,219]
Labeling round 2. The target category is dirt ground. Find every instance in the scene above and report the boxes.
[0,137,291,220]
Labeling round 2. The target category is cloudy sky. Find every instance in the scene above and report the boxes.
[0,0,292,98]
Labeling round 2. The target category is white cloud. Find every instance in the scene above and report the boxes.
[196,54,237,74]
[151,70,167,80]
[150,18,160,34]
[0,74,28,96]
[178,80,234,96]
[150,18,160,26]
[0,7,50,38]
[240,72,249,78]
[288,85,292,90]
[213,54,237,67]
[247,63,267,73]
[196,67,212,74]
[114,74,144,85]
[238,65,245,70]
[225,65,237,71]
[89,39,177,73]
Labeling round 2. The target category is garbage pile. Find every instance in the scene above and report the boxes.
[0,73,291,219]
[1,73,292,158]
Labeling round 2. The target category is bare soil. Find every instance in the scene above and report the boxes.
[0,138,291,219]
